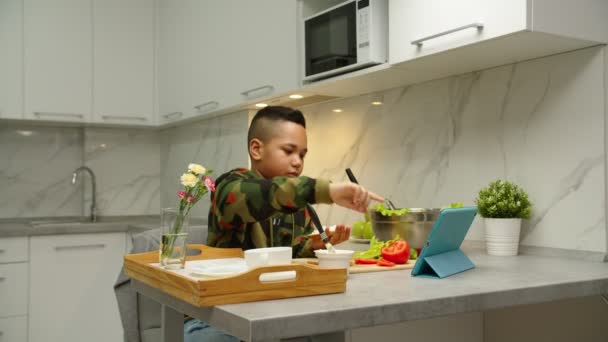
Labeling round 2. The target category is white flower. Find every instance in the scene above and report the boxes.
[188,163,206,175]
[180,173,198,187]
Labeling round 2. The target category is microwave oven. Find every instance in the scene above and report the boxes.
[303,0,388,82]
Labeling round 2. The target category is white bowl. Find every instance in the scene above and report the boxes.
[314,249,355,274]
[244,247,292,268]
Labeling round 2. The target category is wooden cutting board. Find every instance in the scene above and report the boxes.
[294,258,415,274]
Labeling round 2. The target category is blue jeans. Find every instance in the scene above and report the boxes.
[184,319,239,342]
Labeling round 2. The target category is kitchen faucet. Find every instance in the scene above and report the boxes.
[72,166,97,222]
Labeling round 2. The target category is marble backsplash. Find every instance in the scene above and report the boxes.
[83,128,161,216]
[0,124,84,217]
[0,124,161,218]
[299,46,606,253]
[159,111,249,219]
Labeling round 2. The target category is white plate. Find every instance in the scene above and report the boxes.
[187,258,248,278]
[349,237,371,244]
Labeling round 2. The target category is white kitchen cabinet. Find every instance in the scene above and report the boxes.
[0,237,28,342]
[157,0,298,125]
[29,232,126,342]
[0,236,28,263]
[23,0,92,122]
[215,0,298,107]
[390,0,527,64]
[389,0,608,65]
[92,0,156,126]
[156,0,202,124]
[0,263,28,317]
[0,316,28,342]
[0,0,23,120]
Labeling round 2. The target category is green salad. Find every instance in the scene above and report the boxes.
[354,236,398,259]
[372,201,465,217]
[371,203,409,217]
[442,202,464,209]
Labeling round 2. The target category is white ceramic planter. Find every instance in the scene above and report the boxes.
[484,218,522,256]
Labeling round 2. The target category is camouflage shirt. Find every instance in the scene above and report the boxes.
[206,168,333,258]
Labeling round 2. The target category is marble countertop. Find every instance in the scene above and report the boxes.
[0,215,162,237]
[134,248,608,341]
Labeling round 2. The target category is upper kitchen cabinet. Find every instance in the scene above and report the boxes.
[157,0,210,124]
[92,0,156,126]
[157,0,298,125]
[24,0,92,123]
[0,0,23,120]
[389,0,608,80]
[223,0,299,107]
[390,0,527,63]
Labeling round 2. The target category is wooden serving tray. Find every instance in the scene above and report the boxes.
[124,244,347,307]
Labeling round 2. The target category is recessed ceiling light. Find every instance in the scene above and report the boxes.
[289,94,304,99]
[371,93,384,106]
[332,109,343,113]
[16,130,34,136]
[255,103,268,108]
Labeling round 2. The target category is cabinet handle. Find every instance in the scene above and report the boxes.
[193,101,219,112]
[162,112,183,120]
[0,331,3,336]
[33,112,84,119]
[0,275,5,281]
[55,243,106,251]
[0,249,4,253]
[411,22,484,46]
[101,115,148,122]
[240,85,274,98]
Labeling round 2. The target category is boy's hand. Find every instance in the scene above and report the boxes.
[311,224,351,250]
[329,183,384,213]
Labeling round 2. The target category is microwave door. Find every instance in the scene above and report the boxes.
[305,1,357,77]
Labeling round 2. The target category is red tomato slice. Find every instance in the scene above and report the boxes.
[354,258,378,265]
[381,240,410,264]
[377,258,396,267]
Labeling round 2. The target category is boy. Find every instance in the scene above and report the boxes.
[207,105,383,256]
[186,106,383,342]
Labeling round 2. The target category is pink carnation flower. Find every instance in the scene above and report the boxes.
[177,191,187,199]
[204,177,216,192]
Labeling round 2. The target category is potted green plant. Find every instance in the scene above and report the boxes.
[474,180,532,256]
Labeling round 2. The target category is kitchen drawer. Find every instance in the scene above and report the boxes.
[0,263,28,317]
[0,315,27,342]
[0,237,28,263]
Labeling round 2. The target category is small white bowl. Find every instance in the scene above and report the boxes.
[314,249,355,274]
[244,247,292,268]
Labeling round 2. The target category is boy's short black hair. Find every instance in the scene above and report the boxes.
[247,106,306,144]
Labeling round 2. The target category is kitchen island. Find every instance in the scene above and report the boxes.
[132,247,608,342]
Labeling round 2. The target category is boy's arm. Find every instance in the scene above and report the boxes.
[213,175,332,230]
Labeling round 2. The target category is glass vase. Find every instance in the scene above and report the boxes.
[160,207,190,269]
